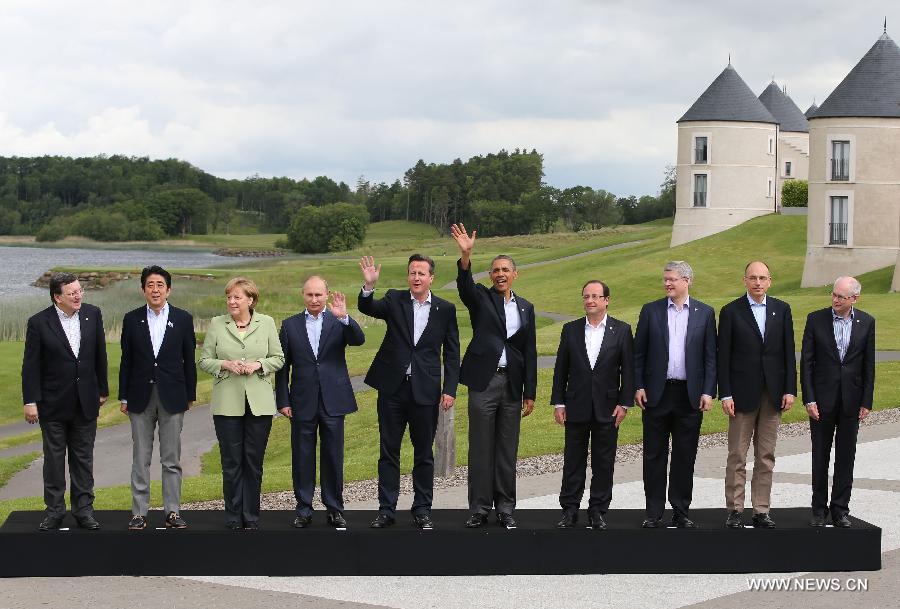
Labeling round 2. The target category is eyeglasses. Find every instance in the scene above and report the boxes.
[744,275,771,282]
[62,288,85,298]
[831,292,856,302]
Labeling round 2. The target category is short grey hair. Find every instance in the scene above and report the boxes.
[489,254,517,272]
[834,276,861,297]
[303,275,329,292]
[664,260,694,282]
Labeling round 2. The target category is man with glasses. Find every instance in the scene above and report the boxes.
[801,276,875,528]
[22,273,109,530]
[634,261,716,528]
[718,261,796,529]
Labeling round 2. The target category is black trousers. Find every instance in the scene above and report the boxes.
[39,410,97,517]
[213,407,272,524]
[291,394,345,516]
[642,382,702,520]
[559,417,619,515]
[376,379,438,516]
[810,403,860,519]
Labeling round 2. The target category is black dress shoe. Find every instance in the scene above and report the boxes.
[128,514,148,531]
[413,513,434,530]
[725,510,744,529]
[497,512,517,529]
[641,518,662,529]
[752,513,776,529]
[243,521,259,531]
[557,512,578,528]
[226,520,242,531]
[370,513,395,529]
[833,514,852,528]
[587,512,607,530]
[327,511,347,528]
[465,513,488,528]
[75,514,101,530]
[292,515,312,528]
[809,514,826,527]
[165,512,188,529]
[38,514,63,531]
[672,514,696,529]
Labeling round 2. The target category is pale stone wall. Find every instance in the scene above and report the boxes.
[802,117,900,287]
[776,132,809,209]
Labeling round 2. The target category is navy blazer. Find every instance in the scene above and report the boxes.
[358,288,460,405]
[118,304,197,414]
[800,307,875,416]
[456,260,537,401]
[717,295,796,412]
[275,310,365,420]
[550,316,635,423]
[633,297,717,410]
[22,303,109,421]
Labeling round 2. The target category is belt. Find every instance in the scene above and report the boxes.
[495,367,508,375]
[665,378,687,385]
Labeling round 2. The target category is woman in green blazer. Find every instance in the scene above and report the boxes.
[199,277,284,530]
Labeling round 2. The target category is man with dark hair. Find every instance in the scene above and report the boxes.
[450,223,537,529]
[718,261,795,529]
[22,272,109,530]
[634,261,716,529]
[802,276,875,528]
[277,275,365,529]
[119,266,196,530]
[551,280,634,529]
[358,253,459,529]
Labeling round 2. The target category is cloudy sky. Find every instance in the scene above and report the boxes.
[0,1,894,196]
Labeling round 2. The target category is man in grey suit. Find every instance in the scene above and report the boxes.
[119,266,197,530]
[634,261,716,528]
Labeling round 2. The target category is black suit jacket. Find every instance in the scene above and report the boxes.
[22,304,109,421]
[456,260,537,401]
[358,288,459,405]
[633,297,717,410]
[276,310,365,420]
[717,295,796,412]
[551,316,635,423]
[118,304,197,414]
[800,307,875,416]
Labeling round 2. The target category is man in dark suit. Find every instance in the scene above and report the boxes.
[22,272,109,531]
[801,276,875,528]
[119,265,197,530]
[277,276,365,530]
[634,261,716,528]
[551,280,634,530]
[718,261,796,529]
[449,223,536,529]
[358,254,460,530]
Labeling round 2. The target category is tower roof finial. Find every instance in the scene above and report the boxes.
[885,17,888,34]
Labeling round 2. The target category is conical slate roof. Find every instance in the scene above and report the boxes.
[814,33,900,118]
[758,82,809,132]
[678,64,777,124]
[805,102,819,118]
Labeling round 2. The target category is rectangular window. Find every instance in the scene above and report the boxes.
[785,161,792,177]
[768,135,775,155]
[694,136,708,164]
[830,196,848,244]
[832,141,850,181]
[767,177,773,198]
[693,174,707,207]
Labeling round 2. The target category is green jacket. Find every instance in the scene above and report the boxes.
[198,313,285,416]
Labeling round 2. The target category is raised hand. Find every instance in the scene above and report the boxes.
[450,223,477,255]
[359,256,381,290]
[328,291,348,320]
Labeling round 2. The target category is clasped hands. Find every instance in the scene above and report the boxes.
[221,359,263,376]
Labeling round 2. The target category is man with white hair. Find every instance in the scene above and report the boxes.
[634,261,717,528]
[801,276,875,528]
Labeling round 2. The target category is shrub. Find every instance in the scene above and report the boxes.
[286,203,369,253]
[782,180,808,207]
[35,220,68,242]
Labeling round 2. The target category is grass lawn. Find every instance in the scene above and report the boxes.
[0,452,39,490]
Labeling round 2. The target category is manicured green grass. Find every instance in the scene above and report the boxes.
[0,452,39,490]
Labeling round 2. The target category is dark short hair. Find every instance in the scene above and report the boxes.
[582,280,609,298]
[49,272,78,304]
[141,265,172,289]
[408,254,435,275]
[489,254,517,272]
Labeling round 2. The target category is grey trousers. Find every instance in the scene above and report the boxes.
[467,371,521,515]
[129,387,185,516]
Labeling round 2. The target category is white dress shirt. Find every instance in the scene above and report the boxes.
[498,293,522,368]
[555,315,607,410]
[55,305,81,358]
[147,302,170,359]
[748,293,767,337]
[408,292,432,374]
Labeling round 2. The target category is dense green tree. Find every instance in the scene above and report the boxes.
[286,203,369,253]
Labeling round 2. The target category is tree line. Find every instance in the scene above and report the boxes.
[0,152,674,250]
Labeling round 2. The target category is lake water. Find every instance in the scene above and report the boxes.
[0,246,233,299]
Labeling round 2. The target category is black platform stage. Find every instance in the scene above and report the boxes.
[0,509,880,577]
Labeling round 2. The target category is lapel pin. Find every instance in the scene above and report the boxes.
[167,321,174,328]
